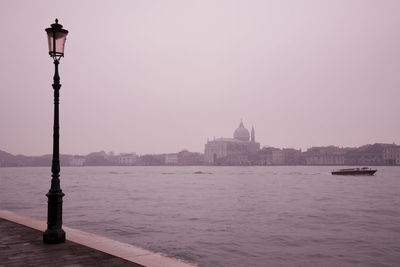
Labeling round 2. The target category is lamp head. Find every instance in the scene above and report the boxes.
[46,19,68,60]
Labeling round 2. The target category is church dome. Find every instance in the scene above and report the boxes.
[233,121,250,141]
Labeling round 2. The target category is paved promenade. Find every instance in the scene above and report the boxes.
[0,210,196,267]
[0,218,142,266]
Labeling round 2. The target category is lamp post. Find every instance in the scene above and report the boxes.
[43,19,69,244]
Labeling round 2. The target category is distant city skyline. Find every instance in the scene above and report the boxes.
[1,140,399,158]
[1,1,399,156]
[1,142,399,167]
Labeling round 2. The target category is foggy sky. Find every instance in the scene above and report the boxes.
[1,0,399,156]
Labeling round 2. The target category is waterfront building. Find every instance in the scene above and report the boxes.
[177,150,204,165]
[304,146,347,165]
[255,147,301,165]
[84,151,110,166]
[118,153,138,165]
[255,147,278,165]
[70,156,85,166]
[301,143,400,166]
[344,143,387,165]
[271,149,285,165]
[382,144,400,165]
[282,148,302,165]
[204,121,260,165]
[165,153,179,165]
[139,154,165,165]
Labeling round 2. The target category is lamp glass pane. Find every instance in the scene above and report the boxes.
[47,32,53,54]
[55,32,67,54]
[47,31,68,55]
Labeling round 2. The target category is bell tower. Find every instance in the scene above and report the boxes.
[251,126,255,142]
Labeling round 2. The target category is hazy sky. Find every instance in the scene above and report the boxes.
[1,0,399,155]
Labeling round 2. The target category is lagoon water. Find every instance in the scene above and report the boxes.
[1,166,400,266]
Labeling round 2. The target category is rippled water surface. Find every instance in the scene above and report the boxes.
[1,166,400,266]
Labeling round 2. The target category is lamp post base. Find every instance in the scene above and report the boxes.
[43,228,65,244]
[43,190,65,244]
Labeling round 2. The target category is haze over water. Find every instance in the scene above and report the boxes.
[1,166,399,266]
[1,0,400,155]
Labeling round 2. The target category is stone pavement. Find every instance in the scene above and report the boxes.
[0,210,196,267]
[0,218,142,267]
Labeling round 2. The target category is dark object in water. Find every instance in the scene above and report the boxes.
[194,171,212,174]
[331,167,377,176]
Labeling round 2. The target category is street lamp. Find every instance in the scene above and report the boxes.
[43,18,69,244]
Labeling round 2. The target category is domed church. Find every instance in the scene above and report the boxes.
[234,121,251,141]
[204,120,260,165]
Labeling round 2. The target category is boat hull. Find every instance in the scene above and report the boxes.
[331,170,377,176]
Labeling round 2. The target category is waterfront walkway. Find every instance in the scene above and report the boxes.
[0,210,195,267]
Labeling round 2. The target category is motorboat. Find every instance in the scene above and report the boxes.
[331,167,377,176]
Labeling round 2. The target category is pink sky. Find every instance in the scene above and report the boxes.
[0,0,399,155]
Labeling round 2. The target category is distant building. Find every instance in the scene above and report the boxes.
[255,147,301,165]
[70,156,85,166]
[177,150,204,165]
[118,153,138,165]
[282,148,302,165]
[204,121,260,165]
[255,147,276,165]
[84,151,110,166]
[304,146,346,165]
[344,144,386,165]
[382,144,400,165]
[271,149,285,165]
[165,153,179,165]
[344,143,400,166]
[139,154,165,165]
